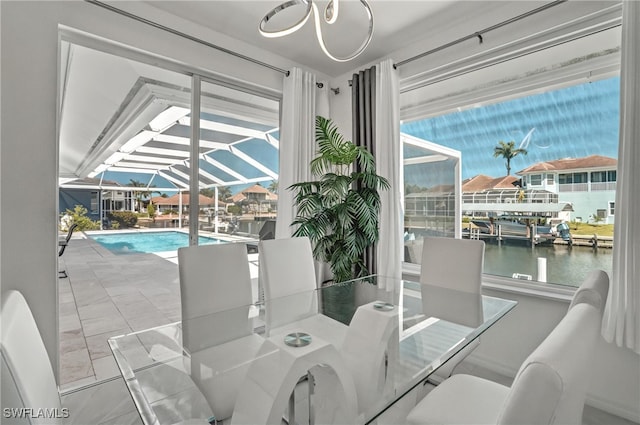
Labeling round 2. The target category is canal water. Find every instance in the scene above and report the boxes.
[482,242,613,288]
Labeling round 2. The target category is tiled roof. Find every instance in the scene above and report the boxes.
[65,177,124,187]
[517,155,617,174]
[150,194,216,206]
[427,184,455,193]
[230,193,246,203]
[228,191,278,203]
[242,184,271,194]
[462,175,519,192]
[225,184,278,202]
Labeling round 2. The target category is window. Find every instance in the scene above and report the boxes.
[609,201,615,216]
[530,174,542,186]
[192,80,280,238]
[403,135,461,263]
[592,171,618,182]
[559,172,589,184]
[90,191,99,215]
[401,77,617,287]
[58,41,280,243]
[573,172,588,184]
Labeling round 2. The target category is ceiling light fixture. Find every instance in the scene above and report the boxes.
[259,0,374,63]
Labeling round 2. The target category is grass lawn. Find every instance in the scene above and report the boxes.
[569,222,614,237]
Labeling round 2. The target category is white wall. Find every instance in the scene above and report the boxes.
[0,0,312,382]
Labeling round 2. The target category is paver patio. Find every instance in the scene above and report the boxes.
[58,232,258,390]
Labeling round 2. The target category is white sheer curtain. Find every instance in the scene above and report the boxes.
[601,0,640,354]
[375,59,403,284]
[276,68,319,239]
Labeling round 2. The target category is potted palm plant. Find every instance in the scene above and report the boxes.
[290,116,389,322]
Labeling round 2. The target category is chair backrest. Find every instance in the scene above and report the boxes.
[65,223,78,243]
[420,236,485,327]
[569,269,609,312]
[259,237,317,299]
[1,291,62,425]
[58,223,78,257]
[178,243,253,353]
[258,237,319,331]
[498,270,610,425]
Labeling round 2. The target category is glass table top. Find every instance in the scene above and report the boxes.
[109,276,517,425]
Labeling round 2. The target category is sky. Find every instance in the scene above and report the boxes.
[401,76,620,182]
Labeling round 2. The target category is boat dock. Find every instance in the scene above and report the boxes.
[553,234,613,248]
[464,223,614,249]
[465,223,553,247]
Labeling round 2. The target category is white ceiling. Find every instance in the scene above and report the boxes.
[143,0,470,77]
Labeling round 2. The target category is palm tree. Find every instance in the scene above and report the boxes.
[268,180,278,194]
[217,186,232,201]
[200,186,232,202]
[290,116,389,283]
[199,188,215,198]
[493,140,528,175]
[127,180,158,211]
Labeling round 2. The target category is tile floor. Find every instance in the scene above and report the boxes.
[59,236,181,389]
[61,377,142,425]
[58,232,259,390]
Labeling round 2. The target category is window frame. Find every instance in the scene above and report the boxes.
[398,18,620,292]
[530,174,543,186]
[546,174,555,184]
[90,191,99,215]
[402,134,463,242]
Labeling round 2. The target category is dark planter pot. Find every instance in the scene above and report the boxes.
[321,282,357,325]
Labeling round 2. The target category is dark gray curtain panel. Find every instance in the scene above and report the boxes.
[352,66,376,276]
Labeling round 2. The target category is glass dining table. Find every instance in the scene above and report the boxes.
[109,275,517,425]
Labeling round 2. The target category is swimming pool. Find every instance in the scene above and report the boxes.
[89,231,222,254]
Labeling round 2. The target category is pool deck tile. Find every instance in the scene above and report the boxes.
[58,231,259,389]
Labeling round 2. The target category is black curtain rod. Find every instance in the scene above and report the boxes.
[85,0,290,76]
[395,0,568,68]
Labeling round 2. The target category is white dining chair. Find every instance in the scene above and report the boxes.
[418,236,485,382]
[178,242,264,422]
[405,269,609,425]
[258,236,348,347]
[1,290,63,425]
[2,289,183,425]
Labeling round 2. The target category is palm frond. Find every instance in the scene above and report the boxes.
[294,193,323,217]
[291,115,390,282]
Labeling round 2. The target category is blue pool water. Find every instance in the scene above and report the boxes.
[90,231,222,254]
